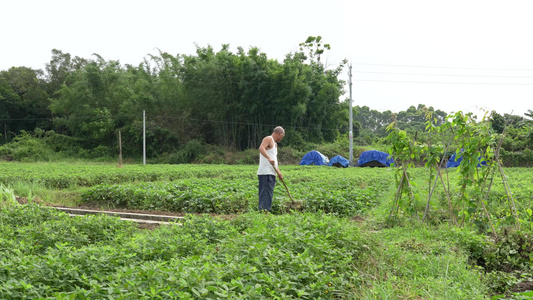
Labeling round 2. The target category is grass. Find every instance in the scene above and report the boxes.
[343,216,490,299]
[0,184,18,205]
[8,181,84,207]
[360,224,487,299]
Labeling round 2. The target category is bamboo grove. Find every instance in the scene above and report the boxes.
[0,37,346,157]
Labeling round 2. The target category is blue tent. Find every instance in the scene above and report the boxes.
[357,150,394,167]
[327,155,350,168]
[299,150,329,166]
[446,152,487,168]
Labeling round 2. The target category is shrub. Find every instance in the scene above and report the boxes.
[484,228,533,273]
[164,139,215,164]
[0,131,56,162]
[42,130,77,153]
[500,149,533,167]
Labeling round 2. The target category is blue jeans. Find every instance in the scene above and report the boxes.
[258,175,276,211]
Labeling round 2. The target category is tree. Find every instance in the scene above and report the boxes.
[524,109,533,120]
[50,56,129,152]
[2,38,350,158]
[0,67,50,142]
[44,49,86,95]
[296,36,346,144]
[298,36,331,63]
[490,111,505,134]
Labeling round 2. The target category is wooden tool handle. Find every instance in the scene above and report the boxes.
[274,166,294,201]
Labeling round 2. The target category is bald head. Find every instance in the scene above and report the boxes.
[272,126,285,142]
[273,126,285,134]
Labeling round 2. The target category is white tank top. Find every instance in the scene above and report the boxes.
[257,136,277,175]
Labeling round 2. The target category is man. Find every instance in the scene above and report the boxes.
[257,126,285,212]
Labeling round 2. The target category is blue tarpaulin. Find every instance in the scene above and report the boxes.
[446,152,487,168]
[299,150,329,166]
[327,155,350,168]
[357,150,394,167]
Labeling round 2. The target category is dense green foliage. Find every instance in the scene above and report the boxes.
[0,163,255,188]
[355,105,533,167]
[1,204,489,299]
[383,110,533,242]
[354,104,448,144]
[0,205,367,298]
[0,162,389,216]
[2,41,532,166]
[1,37,348,159]
[2,162,533,298]
[2,162,532,222]
[81,175,387,216]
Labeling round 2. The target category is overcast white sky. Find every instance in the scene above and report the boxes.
[2,0,532,118]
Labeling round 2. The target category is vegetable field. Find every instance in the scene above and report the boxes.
[1,162,533,299]
[0,163,392,216]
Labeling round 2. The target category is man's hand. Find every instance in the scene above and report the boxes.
[269,158,275,166]
[274,167,283,180]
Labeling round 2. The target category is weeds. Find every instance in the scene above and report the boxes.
[0,184,18,206]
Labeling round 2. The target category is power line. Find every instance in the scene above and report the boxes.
[0,115,140,122]
[355,79,533,86]
[351,62,533,72]
[0,118,53,121]
[154,116,343,132]
[0,114,343,132]
[354,70,533,79]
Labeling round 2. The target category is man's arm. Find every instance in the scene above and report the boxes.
[258,137,275,165]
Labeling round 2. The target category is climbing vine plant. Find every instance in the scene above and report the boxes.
[386,110,520,235]
[386,116,421,219]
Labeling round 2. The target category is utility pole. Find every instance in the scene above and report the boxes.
[143,110,146,165]
[118,131,123,167]
[349,64,353,165]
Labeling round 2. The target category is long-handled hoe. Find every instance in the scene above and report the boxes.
[274,166,294,202]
